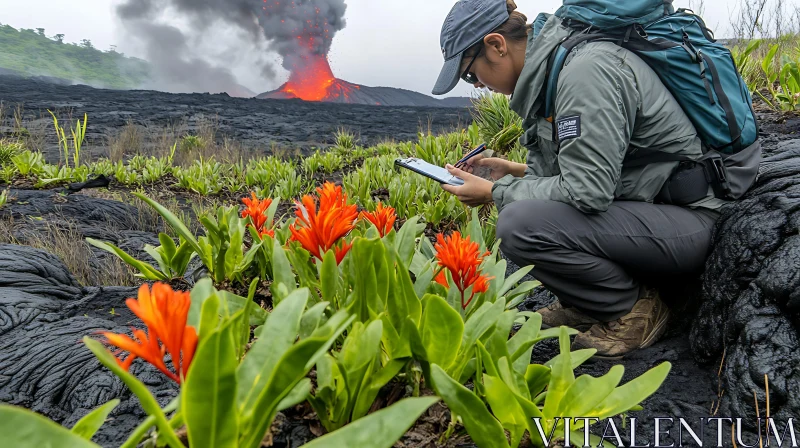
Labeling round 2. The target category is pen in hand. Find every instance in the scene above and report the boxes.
[454,143,487,169]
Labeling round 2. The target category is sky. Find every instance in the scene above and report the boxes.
[0,0,796,98]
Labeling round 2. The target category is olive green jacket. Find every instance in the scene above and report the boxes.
[491,14,727,213]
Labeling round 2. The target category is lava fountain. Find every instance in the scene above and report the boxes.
[274,40,359,102]
[257,1,359,102]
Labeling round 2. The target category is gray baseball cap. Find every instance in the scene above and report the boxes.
[432,0,510,95]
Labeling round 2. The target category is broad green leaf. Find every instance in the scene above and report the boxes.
[484,375,526,447]
[239,313,355,448]
[462,299,505,351]
[319,250,338,305]
[352,358,407,420]
[587,362,672,420]
[271,238,296,303]
[237,288,309,418]
[542,327,574,419]
[413,264,434,299]
[497,265,534,298]
[1,404,101,448]
[198,293,220,342]
[70,399,120,441]
[86,238,166,280]
[300,397,439,448]
[763,44,780,82]
[555,365,624,418]
[158,233,178,263]
[217,291,267,326]
[430,364,510,448]
[396,259,422,325]
[545,348,596,370]
[278,378,312,411]
[420,295,463,370]
[183,318,239,448]
[394,216,420,267]
[483,310,516,364]
[299,302,330,339]
[133,192,204,265]
[188,278,216,328]
[508,312,542,374]
[83,337,185,448]
[525,364,551,397]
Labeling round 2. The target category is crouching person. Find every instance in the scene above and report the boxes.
[432,0,731,358]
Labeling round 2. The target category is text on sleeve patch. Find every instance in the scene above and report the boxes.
[556,115,581,141]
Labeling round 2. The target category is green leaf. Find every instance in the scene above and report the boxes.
[300,397,439,448]
[198,293,221,342]
[420,295,463,370]
[82,337,185,448]
[299,301,330,339]
[394,216,420,267]
[0,404,101,447]
[133,192,205,266]
[271,238,296,303]
[239,313,354,448]
[497,265,534,299]
[524,364,551,397]
[555,365,624,418]
[238,288,309,418]
[278,378,312,411]
[507,312,541,374]
[70,399,120,441]
[319,250,338,305]
[587,362,672,420]
[429,365,510,448]
[545,348,596,371]
[188,278,216,328]
[484,375,526,447]
[183,318,239,448]
[542,327,574,419]
[158,232,178,262]
[763,44,780,83]
[86,238,167,281]
[352,358,408,421]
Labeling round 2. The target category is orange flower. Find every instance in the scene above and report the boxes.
[101,283,197,384]
[434,231,493,309]
[290,182,358,264]
[241,192,273,234]
[360,202,397,237]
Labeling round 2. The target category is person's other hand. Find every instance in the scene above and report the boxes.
[463,155,514,181]
[440,164,494,207]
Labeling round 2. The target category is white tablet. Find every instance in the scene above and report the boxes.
[394,157,465,186]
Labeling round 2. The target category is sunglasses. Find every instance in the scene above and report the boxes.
[460,44,483,85]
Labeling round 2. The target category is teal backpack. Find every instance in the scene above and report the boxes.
[542,0,761,202]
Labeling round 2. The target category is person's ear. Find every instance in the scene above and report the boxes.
[483,33,508,58]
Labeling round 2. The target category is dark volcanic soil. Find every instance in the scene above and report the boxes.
[0,75,472,163]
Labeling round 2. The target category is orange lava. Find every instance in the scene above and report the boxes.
[280,53,358,102]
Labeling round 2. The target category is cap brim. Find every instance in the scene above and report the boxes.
[432,53,463,96]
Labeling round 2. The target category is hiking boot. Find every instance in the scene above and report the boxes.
[535,301,599,332]
[572,289,670,360]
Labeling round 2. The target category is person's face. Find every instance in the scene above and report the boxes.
[458,34,517,95]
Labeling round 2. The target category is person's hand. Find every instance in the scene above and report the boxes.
[462,155,514,181]
[440,164,494,207]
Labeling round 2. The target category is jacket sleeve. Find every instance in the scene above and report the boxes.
[492,48,639,213]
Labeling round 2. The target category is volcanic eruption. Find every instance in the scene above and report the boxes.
[116,0,469,107]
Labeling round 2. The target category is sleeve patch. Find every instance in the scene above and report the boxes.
[556,115,581,141]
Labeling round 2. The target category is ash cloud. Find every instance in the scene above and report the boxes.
[115,0,348,96]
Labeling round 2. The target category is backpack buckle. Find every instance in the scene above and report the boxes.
[702,153,733,198]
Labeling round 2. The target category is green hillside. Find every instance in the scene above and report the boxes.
[0,24,151,89]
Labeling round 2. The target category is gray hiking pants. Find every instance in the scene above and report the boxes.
[496,199,719,322]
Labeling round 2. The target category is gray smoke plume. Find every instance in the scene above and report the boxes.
[116,0,348,96]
